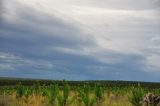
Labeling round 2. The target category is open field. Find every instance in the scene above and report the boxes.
[0,78,160,106]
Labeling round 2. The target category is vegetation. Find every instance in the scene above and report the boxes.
[129,85,145,106]
[0,78,160,106]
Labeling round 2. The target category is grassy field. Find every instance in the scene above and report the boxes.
[0,78,160,106]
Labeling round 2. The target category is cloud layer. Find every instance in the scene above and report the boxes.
[0,0,160,81]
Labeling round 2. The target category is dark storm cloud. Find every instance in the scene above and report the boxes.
[0,1,96,57]
[0,7,94,46]
[0,0,160,81]
[1,48,159,81]
[0,0,98,80]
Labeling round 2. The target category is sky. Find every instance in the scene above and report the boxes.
[0,0,160,82]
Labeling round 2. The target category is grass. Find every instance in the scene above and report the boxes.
[0,80,160,106]
[0,91,132,106]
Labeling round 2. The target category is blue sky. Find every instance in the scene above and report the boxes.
[0,0,160,81]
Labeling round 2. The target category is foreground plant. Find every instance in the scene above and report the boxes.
[16,82,24,98]
[48,84,59,105]
[94,83,104,105]
[58,80,70,106]
[129,86,145,106]
[77,84,95,106]
[33,80,40,95]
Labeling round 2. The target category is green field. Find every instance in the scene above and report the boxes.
[0,78,160,106]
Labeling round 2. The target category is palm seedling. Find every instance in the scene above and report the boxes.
[129,86,145,106]
[58,80,70,106]
[33,80,40,95]
[16,82,24,98]
[48,84,59,105]
[79,84,95,106]
[94,83,104,104]
[24,88,32,98]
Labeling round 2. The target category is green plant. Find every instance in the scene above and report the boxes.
[48,84,59,105]
[79,84,95,106]
[33,80,40,95]
[57,80,70,106]
[24,88,32,98]
[95,83,104,104]
[129,86,145,106]
[16,82,24,98]
[58,95,65,106]
[77,86,83,106]
[63,80,70,106]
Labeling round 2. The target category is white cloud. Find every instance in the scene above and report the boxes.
[0,52,18,59]
[1,0,160,80]
[7,0,159,67]
[0,52,54,71]
[147,54,160,66]
[144,36,160,72]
